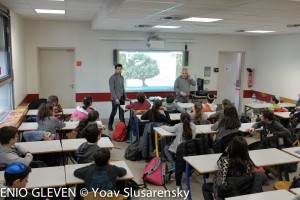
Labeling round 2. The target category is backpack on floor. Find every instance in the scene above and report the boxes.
[124,140,142,161]
[112,121,126,142]
[141,157,168,188]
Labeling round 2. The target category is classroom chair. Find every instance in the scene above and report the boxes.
[84,192,127,200]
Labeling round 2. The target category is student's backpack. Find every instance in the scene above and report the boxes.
[112,121,126,142]
[274,107,288,112]
[124,140,142,161]
[240,114,251,123]
[141,157,168,188]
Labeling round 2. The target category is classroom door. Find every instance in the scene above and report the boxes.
[217,52,243,111]
[39,49,75,108]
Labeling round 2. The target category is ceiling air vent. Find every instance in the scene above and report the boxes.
[287,24,300,27]
[135,25,152,28]
[160,16,184,21]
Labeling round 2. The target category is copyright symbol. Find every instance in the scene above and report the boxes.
[80,188,89,197]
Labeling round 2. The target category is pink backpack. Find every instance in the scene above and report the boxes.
[112,121,126,142]
[142,157,168,187]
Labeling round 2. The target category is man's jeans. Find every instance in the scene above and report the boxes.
[108,100,125,128]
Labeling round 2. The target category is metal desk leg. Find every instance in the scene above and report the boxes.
[155,131,159,157]
[186,162,192,200]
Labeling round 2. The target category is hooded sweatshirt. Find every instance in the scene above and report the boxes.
[75,142,100,164]
[0,144,33,167]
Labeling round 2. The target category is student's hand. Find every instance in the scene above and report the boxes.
[246,128,255,133]
[266,133,274,138]
[161,107,167,111]
[180,92,187,97]
[126,98,130,101]
[115,99,120,104]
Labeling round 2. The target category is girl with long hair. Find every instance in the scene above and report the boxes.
[190,102,209,125]
[37,103,66,136]
[211,106,241,141]
[141,100,171,124]
[161,112,196,171]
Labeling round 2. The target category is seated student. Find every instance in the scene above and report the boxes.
[141,99,171,124]
[47,95,63,120]
[247,109,292,149]
[202,136,266,200]
[189,102,209,125]
[211,106,241,142]
[37,103,66,137]
[209,99,232,121]
[74,148,127,192]
[202,93,217,112]
[161,113,196,171]
[296,93,300,111]
[125,92,151,110]
[75,124,102,164]
[4,162,33,199]
[75,110,106,139]
[71,96,98,121]
[267,95,281,111]
[162,93,186,113]
[0,126,33,167]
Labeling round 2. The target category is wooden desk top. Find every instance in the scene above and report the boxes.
[65,161,134,185]
[16,140,62,154]
[0,166,65,189]
[61,137,114,152]
[225,190,295,200]
[274,112,292,119]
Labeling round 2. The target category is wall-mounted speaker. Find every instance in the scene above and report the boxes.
[113,49,118,66]
[184,51,189,66]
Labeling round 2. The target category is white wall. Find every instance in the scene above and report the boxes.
[24,20,255,118]
[254,35,300,100]
[10,11,27,106]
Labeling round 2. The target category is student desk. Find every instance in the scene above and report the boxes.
[26,108,76,116]
[65,161,134,185]
[18,121,79,131]
[282,147,300,159]
[184,148,300,200]
[274,112,292,119]
[244,102,295,114]
[153,123,259,157]
[61,137,114,152]
[16,140,62,154]
[0,166,65,189]
[290,188,300,195]
[177,102,194,109]
[225,190,295,200]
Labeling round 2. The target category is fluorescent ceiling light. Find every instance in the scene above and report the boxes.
[35,9,65,14]
[48,0,64,1]
[245,30,276,33]
[181,17,223,22]
[153,25,181,29]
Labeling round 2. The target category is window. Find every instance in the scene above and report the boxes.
[0,5,13,123]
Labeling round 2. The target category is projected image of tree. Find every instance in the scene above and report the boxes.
[126,54,159,86]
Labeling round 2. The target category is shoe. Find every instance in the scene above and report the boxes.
[108,127,113,131]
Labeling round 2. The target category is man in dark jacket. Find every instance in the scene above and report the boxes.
[248,110,292,149]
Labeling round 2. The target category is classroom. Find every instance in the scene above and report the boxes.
[1,0,300,200]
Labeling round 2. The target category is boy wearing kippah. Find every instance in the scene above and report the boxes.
[202,93,217,112]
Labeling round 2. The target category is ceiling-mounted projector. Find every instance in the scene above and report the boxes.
[147,35,164,48]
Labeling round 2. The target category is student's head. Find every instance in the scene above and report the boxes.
[83,124,100,143]
[261,109,274,123]
[47,95,59,106]
[82,96,93,109]
[152,99,162,111]
[166,94,174,103]
[270,95,279,104]
[181,68,189,79]
[194,102,203,123]
[4,162,31,188]
[220,106,241,129]
[94,148,110,167]
[206,94,215,104]
[87,110,99,122]
[180,113,193,140]
[137,92,146,103]
[222,99,232,108]
[37,103,53,121]
[227,136,252,161]
[115,64,123,75]
[0,126,19,146]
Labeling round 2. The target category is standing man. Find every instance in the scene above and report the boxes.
[108,64,126,131]
[174,67,196,103]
